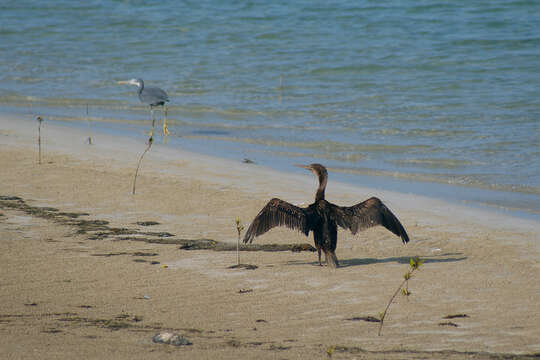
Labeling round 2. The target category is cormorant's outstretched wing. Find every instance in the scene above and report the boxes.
[243,198,314,244]
[329,197,409,243]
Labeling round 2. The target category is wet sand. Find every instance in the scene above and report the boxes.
[0,115,539,359]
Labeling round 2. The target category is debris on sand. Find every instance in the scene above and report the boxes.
[443,314,469,319]
[0,195,316,254]
[228,263,258,270]
[439,321,459,327]
[152,332,192,346]
[136,221,160,226]
[345,316,381,323]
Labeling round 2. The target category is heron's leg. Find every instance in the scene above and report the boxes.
[162,106,170,136]
[148,108,155,138]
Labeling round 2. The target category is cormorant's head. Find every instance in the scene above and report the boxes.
[296,163,328,183]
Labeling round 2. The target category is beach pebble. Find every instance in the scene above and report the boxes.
[152,332,192,346]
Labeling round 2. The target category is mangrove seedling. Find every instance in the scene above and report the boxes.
[327,345,336,358]
[235,217,244,266]
[228,217,257,270]
[378,256,423,336]
[86,103,93,145]
[36,116,44,164]
[132,135,153,195]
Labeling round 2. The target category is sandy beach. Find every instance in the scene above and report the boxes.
[0,115,538,359]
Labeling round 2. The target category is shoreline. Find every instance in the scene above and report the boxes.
[2,107,538,220]
[1,114,539,358]
[2,113,537,234]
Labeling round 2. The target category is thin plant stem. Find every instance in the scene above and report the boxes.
[237,232,240,265]
[132,137,153,195]
[378,262,421,336]
[36,116,43,165]
[38,122,41,165]
[235,217,244,266]
[86,103,92,145]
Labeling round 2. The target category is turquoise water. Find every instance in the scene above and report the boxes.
[1,0,539,217]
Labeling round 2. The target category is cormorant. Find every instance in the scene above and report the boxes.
[243,164,409,268]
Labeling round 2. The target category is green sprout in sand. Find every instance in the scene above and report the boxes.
[378,257,424,336]
[235,217,244,266]
[228,217,257,270]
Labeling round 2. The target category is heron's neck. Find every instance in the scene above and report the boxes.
[315,176,327,202]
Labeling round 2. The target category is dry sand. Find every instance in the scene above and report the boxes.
[0,115,538,359]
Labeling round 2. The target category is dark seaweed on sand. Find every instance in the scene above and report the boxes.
[0,195,316,254]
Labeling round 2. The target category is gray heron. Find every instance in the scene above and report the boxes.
[118,78,170,137]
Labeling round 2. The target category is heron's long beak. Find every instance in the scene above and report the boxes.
[295,164,311,171]
[117,80,131,85]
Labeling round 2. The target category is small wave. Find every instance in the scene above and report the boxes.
[330,166,540,196]
[184,135,435,154]
[391,158,474,169]
[366,127,472,138]
[451,38,540,48]
[255,31,288,40]
[255,148,367,163]
[310,64,386,76]
[0,95,129,110]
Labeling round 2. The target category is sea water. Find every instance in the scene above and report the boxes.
[1,0,539,218]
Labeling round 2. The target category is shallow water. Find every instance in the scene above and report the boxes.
[1,0,539,217]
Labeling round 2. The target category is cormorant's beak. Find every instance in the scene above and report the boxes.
[295,164,312,171]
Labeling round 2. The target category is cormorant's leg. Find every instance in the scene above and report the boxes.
[162,106,170,136]
[326,251,339,268]
[318,248,322,266]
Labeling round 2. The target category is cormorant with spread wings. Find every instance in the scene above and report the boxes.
[243,164,409,268]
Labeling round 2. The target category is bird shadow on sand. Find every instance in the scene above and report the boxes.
[285,253,467,268]
[338,253,467,268]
